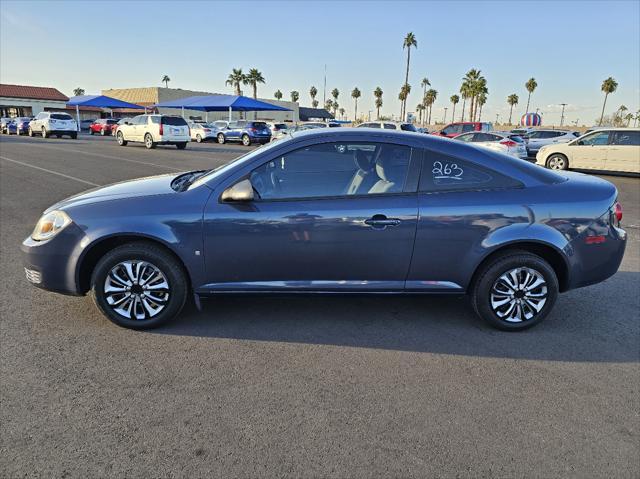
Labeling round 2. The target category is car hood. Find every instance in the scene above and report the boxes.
[46,173,183,212]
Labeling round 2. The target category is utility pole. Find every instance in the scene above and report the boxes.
[323,64,327,105]
[559,103,567,127]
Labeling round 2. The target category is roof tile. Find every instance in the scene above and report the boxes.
[0,84,69,102]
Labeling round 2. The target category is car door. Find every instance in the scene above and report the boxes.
[606,130,640,173]
[407,149,526,291]
[201,139,420,292]
[569,130,610,170]
[228,121,243,139]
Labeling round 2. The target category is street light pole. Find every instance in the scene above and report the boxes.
[559,103,567,127]
[443,107,448,124]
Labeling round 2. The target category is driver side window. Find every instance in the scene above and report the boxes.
[249,142,412,200]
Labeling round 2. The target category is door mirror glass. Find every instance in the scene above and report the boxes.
[221,179,254,202]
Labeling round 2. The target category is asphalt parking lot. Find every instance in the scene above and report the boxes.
[1,134,638,477]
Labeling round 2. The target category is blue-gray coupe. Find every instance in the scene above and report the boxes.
[21,129,627,330]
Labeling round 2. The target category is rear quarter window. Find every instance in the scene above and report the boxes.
[420,151,523,193]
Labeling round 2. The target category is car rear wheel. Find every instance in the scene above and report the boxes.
[28,127,34,137]
[117,131,127,146]
[546,154,568,170]
[196,134,202,143]
[471,251,558,331]
[71,132,77,139]
[41,126,49,138]
[241,134,251,146]
[217,133,225,144]
[90,242,188,330]
[176,142,187,150]
[90,129,95,135]
[144,133,156,149]
[100,128,106,136]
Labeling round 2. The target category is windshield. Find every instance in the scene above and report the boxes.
[189,137,293,190]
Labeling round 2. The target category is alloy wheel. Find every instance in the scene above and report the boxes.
[547,155,567,170]
[489,267,547,323]
[104,260,170,321]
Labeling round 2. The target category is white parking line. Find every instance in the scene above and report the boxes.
[0,155,101,187]
[11,142,185,172]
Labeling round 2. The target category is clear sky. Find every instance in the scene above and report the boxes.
[1,0,638,125]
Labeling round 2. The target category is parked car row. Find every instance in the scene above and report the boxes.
[0,117,33,135]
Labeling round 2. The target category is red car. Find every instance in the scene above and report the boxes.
[432,121,492,138]
[89,119,119,136]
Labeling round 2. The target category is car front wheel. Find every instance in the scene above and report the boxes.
[196,134,202,143]
[91,242,188,329]
[117,131,127,146]
[471,251,558,331]
[546,154,568,170]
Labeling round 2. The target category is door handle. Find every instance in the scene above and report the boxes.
[365,214,401,229]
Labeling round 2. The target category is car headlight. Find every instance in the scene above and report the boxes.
[31,210,72,241]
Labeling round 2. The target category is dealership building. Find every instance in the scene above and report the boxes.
[0,84,69,118]
[102,86,300,122]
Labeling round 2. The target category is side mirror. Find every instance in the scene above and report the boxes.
[221,179,254,202]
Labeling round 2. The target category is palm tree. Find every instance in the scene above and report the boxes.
[331,88,339,104]
[425,89,437,124]
[309,86,318,106]
[524,77,537,114]
[73,88,85,96]
[339,107,345,120]
[507,94,519,124]
[332,100,339,116]
[374,87,383,119]
[161,75,170,88]
[421,78,430,103]
[462,69,485,121]
[450,95,460,123]
[312,99,319,108]
[598,77,618,126]
[274,90,283,101]
[459,82,471,122]
[325,99,333,112]
[226,68,246,95]
[351,87,361,121]
[246,69,265,99]
[290,91,300,103]
[624,112,633,126]
[416,104,425,125]
[634,111,640,128]
[477,92,487,121]
[398,89,407,117]
[401,32,417,118]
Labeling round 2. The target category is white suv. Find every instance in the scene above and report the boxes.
[357,121,418,132]
[28,112,77,139]
[116,114,190,149]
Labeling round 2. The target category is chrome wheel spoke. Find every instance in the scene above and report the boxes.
[104,260,170,320]
[490,266,547,323]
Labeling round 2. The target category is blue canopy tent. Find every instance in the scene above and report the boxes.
[153,94,291,122]
[67,95,145,131]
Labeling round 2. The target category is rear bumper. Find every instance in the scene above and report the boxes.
[157,135,190,143]
[566,226,627,290]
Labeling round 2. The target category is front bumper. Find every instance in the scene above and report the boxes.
[21,223,88,296]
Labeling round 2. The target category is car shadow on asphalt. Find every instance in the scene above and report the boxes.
[152,271,640,363]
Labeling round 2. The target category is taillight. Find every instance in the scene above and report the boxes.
[159,123,164,135]
[614,202,623,223]
[204,128,211,132]
[500,140,517,147]
[250,127,257,132]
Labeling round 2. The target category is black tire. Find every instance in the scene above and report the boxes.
[545,154,569,171]
[90,129,95,135]
[471,250,559,331]
[176,142,187,150]
[217,133,225,144]
[144,133,156,149]
[90,242,189,330]
[71,133,77,139]
[241,134,251,146]
[117,131,127,146]
[41,127,49,138]
[196,134,202,143]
